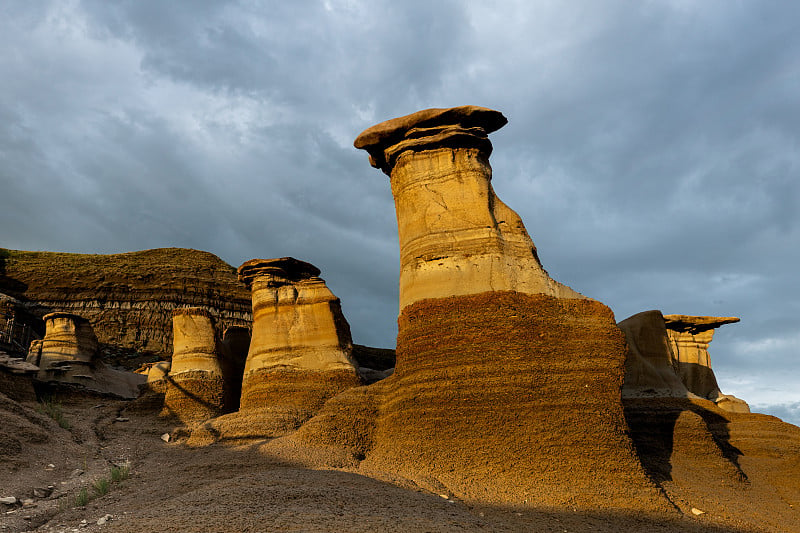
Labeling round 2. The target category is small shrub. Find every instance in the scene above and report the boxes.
[37,397,71,429]
[74,488,89,507]
[93,477,110,496]
[110,464,130,482]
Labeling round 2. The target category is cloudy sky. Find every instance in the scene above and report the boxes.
[1,1,798,423]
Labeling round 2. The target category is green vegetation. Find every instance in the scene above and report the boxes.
[92,477,110,496]
[74,488,89,507]
[68,464,130,507]
[36,397,71,429]
[110,464,130,482]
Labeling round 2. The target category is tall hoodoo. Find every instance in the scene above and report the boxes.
[237,258,359,416]
[354,105,583,311]
[346,107,667,510]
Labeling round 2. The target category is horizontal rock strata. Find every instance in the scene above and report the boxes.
[28,312,144,398]
[162,308,229,424]
[619,310,749,413]
[357,292,668,509]
[194,258,361,441]
[0,248,252,366]
[354,105,583,311]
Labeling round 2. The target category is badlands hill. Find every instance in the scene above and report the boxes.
[1,106,799,533]
[0,247,252,367]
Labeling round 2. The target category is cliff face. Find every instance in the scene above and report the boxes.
[0,248,252,367]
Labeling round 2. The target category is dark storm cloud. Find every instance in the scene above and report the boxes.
[0,1,797,423]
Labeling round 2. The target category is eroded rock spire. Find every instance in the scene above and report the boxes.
[237,258,359,416]
[355,105,583,311]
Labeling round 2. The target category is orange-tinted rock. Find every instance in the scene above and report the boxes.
[162,308,228,424]
[663,314,741,402]
[33,312,144,398]
[234,258,360,431]
[618,310,691,399]
[619,311,749,413]
[0,248,251,368]
[291,107,671,511]
[358,292,667,509]
[355,106,583,312]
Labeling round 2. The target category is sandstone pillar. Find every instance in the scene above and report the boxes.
[354,106,584,311]
[344,107,667,511]
[237,258,359,419]
[619,312,749,413]
[162,308,226,423]
[33,312,144,398]
[663,314,749,412]
[37,312,98,378]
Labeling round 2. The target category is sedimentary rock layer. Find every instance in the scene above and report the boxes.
[663,314,739,400]
[29,312,144,398]
[162,308,227,424]
[0,248,251,365]
[368,292,668,509]
[619,310,749,413]
[230,258,360,433]
[623,396,800,528]
[354,106,583,311]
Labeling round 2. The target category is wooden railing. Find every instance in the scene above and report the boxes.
[0,309,41,357]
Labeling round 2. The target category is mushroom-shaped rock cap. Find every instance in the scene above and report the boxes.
[237,257,321,288]
[354,106,508,173]
[663,315,740,333]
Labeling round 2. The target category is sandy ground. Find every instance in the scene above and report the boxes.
[2,393,777,533]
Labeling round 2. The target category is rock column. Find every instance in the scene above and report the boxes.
[162,308,227,423]
[354,106,583,311]
[237,258,360,427]
[345,107,666,510]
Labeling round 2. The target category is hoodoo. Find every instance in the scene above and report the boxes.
[307,106,669,510]
[162,308,228,423]
[619,311,749,413]
[355,106,583,311]
[29,312,143,398]
[236,258,360,424]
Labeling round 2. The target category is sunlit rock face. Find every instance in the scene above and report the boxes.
[162,308,226,424]
[38,312,98,368]
[354,106,584,311]
[0,248,252,367]
[236,258,360,426]
[33,312,143,398]
[312,106,669,511]
[619,311,749,413]
[618,310,692,399]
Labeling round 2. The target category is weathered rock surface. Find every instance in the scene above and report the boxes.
[0,351,38,402]
[0,248,252,367]
[162,308,228,424]
[28,312,144,399]
[237,258,360,412]
[189,259,360,443]
[663,314,741,403]
[292,106,668,511]
[619,310,749,413]
[354,106,584,311]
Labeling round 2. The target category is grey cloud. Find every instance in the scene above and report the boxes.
[1,1,798,396]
